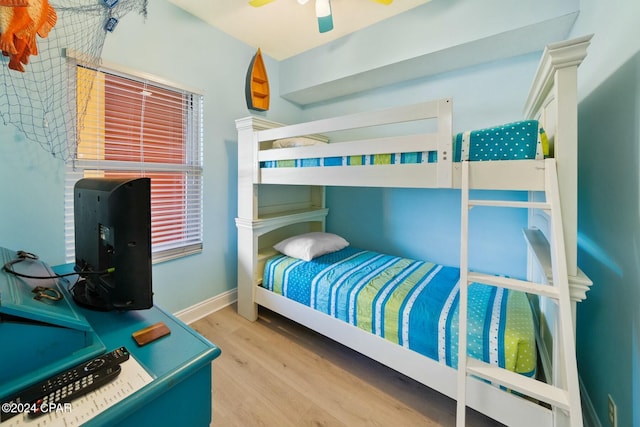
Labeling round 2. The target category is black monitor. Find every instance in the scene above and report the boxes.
[72,177,153,311]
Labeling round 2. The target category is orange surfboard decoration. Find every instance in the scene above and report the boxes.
[245,48,270,111]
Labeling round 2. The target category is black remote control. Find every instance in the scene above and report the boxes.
[0,347,130,421]
[28,364,122,419]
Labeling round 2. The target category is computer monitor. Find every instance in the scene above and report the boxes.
[72,177,153,311]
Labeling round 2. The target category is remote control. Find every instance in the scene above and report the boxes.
[0,347,130,421]
[28,364,122,419]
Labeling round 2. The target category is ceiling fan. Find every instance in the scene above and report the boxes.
[249,0,393,33]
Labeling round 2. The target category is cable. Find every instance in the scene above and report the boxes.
[2,251,114,281]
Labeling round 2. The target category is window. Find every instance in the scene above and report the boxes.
[65,61,204,264]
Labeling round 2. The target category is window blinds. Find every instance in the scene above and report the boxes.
[65,63,203,264]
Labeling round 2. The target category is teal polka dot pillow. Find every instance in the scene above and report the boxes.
[454,120,545,162]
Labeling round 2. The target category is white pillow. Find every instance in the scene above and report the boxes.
[272,137,327,148]
[273,232,349,261]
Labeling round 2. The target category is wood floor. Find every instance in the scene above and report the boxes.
[191,304,504,427]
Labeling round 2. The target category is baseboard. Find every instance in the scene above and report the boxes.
[581,376,603,427]
[173,288,237,324]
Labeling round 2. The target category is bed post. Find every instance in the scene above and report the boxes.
[235,116,332,321]
[523,35,593,427]
[236,117,258,321]
[235,116,275,321]
[523,35,593,319]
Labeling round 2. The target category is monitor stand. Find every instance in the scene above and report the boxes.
[71,279,112,311]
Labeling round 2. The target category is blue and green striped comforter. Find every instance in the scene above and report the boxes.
[263,247,536,375]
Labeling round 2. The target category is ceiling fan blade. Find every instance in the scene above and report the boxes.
[317,14,333,33]
[372,0,393,4]
[316,0,333,33]
[249,0,276,7]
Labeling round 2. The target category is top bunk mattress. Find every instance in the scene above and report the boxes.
[262,246,537,376]
[261,119,547,168]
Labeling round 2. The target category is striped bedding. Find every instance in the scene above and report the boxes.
[261,120,546,168]
[263,247,537,376]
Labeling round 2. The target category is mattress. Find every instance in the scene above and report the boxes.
[263,247,537,376]
[261,120,546,168]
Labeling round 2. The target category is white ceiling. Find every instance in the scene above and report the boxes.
[168,0,431,60]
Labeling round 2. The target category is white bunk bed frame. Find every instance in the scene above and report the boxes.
[235,35,593,427]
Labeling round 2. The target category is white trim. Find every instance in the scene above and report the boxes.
[64,48,204,96]
[580,377,603,427]
[523,35,593,119]
[174,288,237,325]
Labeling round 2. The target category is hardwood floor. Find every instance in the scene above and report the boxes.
[191,304,504,427]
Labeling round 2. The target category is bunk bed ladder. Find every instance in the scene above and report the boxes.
[456,158,583,427]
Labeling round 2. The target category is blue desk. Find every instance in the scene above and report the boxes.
[78,304,221,427]
[54,260,222,427]
[0,255,221,427]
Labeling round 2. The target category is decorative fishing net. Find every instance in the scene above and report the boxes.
[0,0,147,160]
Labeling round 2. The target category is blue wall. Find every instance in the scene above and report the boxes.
[0,128,66,264]
[576,52,640,427]
[280,0,580,104]
[569,1,640,425]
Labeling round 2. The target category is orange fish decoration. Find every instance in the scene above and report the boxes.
[0,0,28,6]
[0,0,57,72]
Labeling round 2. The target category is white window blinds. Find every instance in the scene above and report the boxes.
[65,62,204,264]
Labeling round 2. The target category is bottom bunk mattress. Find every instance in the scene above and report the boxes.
[262,247,536,376]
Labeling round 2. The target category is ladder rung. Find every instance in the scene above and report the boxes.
[466,358,571,410]
[468,200,551,210]
[467,272,560,299]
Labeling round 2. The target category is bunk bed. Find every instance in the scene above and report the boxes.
[235,35,593,427]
